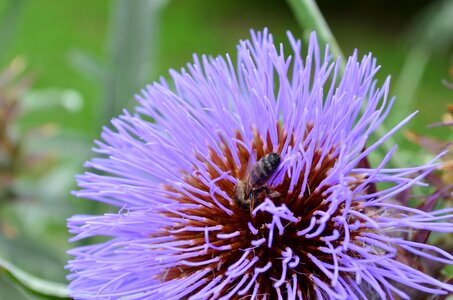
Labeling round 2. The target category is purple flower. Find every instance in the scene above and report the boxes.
[67,30,453,299]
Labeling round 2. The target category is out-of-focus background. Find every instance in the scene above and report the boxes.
[0,0,452,298]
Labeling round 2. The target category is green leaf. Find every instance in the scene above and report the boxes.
[22,88,84,114]
[0,257,69,299]
[443,264,453,277]
[0,275,35,300]
[393,0,453,126]
[103,0,170,124]
[67,49,106,84]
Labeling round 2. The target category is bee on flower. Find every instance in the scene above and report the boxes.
[67,30,453,299]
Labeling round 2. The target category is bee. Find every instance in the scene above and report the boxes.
[235,152,281,210]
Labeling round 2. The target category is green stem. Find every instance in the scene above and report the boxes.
[0,258,70,298]
[286,0,345,70]
[286,0,407,168]
[392,45,430,127]
[103,0,169,124]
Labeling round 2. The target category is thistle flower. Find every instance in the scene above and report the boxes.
[67,30,453,299]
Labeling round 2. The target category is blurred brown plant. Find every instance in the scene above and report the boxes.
[0,57,57,204]
[402,68,453,296]
[406,66,453,203]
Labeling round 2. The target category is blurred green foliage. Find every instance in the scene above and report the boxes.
[3,0,451,135]
[0,0,451,298]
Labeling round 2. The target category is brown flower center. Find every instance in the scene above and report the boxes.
[155,123,367,298]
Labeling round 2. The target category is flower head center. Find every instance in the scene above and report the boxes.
[155,123,369,298]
